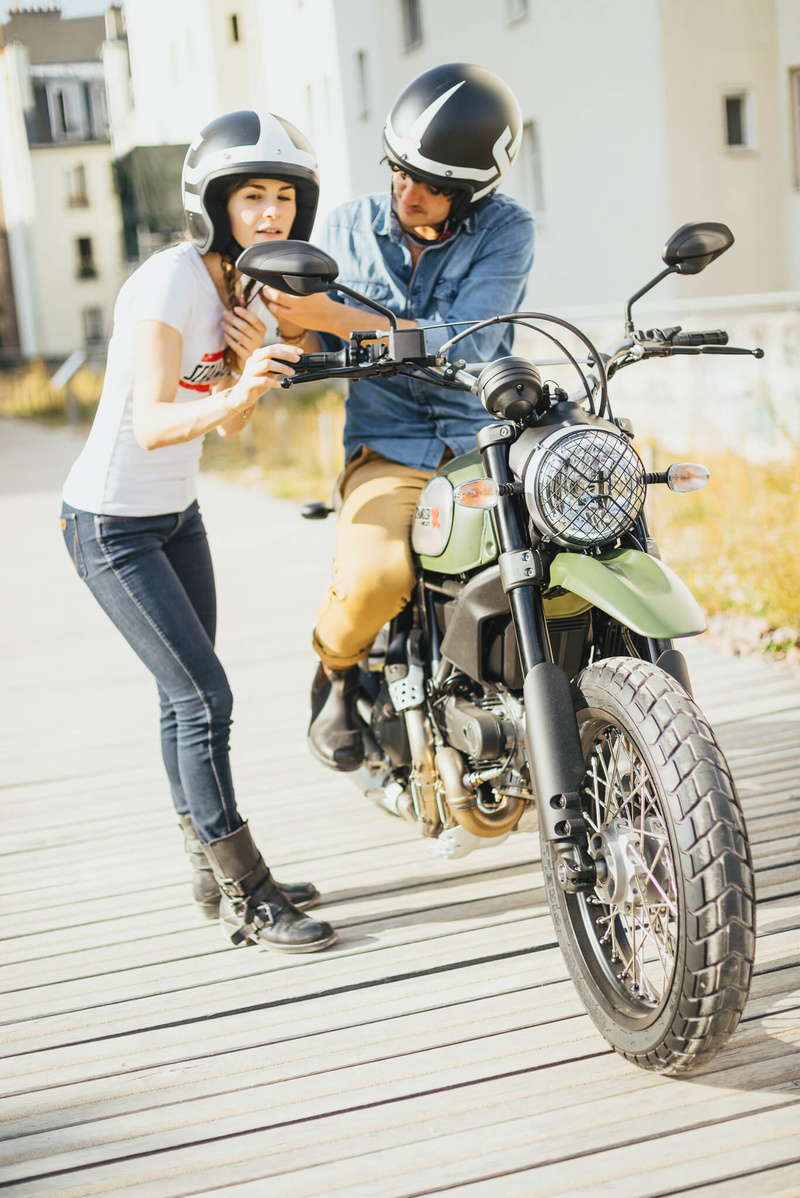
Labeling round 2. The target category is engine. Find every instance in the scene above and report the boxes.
[438,685,532,800]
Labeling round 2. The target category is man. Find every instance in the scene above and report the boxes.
[264,63,535,772]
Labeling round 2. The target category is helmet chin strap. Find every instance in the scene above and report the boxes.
[222,236,244,260]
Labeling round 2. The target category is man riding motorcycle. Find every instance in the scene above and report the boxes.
[262,63,535,771]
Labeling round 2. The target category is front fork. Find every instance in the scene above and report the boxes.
[478,423,596,893]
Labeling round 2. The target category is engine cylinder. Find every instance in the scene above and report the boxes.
[443,696,506,761]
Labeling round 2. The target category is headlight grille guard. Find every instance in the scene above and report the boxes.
[524,426,647,548]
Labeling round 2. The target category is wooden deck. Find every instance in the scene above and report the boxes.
[1,417,799,1197]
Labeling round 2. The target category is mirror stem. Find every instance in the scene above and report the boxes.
[331,282,398,329]
[624,266,676,335]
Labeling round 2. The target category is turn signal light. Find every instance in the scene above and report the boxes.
[667,462,710,493]
[452,478,500,509]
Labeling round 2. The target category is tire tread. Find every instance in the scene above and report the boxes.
[560,657,755,1075]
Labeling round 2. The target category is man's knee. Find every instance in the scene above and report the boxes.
[333,553,414,615]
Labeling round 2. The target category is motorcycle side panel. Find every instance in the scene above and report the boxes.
[414,450,498,573]
[549,548,706,638]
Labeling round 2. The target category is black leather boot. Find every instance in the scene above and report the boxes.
[307,662,364,772]
[199,823,337,953]
[179,815,320,920]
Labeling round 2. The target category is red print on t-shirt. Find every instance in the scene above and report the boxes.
[179,350,228,393]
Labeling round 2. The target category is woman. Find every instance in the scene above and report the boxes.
[61,111,335,954]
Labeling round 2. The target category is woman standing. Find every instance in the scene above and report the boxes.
[61,112,336,954]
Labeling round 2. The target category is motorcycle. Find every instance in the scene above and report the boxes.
[239,223,763,1075]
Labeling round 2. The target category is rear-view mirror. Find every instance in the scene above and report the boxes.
[662,222,734,275]
[236,241,340,295]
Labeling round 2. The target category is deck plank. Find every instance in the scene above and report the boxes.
[1,418,799,1197]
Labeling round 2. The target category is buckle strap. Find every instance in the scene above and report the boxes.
[228,896,275,945]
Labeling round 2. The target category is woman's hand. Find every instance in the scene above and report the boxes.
[216,343,302,438]
[223,343,303,413]
[221,305,266,368]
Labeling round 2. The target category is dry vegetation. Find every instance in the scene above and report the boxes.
[645,444,800,656]
[200,385,346,502]
[0,359,103,422]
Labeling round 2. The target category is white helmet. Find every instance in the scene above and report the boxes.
[182,110,319,254]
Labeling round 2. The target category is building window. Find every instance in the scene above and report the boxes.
[724,91,754,149]
[356,49,369,120]
[507,0,529,21]
[76,237,97,279]
[47,82,88,141]
[230,13,240,42]
[66,164,88,208]
[87,81,109,140]
[82,307,103,344]
[791,69,800,187]
[401,0,423,50]
[520,120,545,216]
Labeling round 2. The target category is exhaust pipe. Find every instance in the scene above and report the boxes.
[435,746,524,838]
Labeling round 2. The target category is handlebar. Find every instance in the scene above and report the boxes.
[671,329,728,346]
[272,317,762,400]
[625,326,762,361]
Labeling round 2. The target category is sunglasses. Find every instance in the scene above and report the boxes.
[388,161,457,199]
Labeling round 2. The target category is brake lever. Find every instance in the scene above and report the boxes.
[657,345,765,358]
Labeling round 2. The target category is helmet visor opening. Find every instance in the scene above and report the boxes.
[383,157,460,199]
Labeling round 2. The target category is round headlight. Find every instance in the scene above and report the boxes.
[524,425,646,547]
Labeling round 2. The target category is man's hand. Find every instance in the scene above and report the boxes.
[263,286,420,344]
[262,287,345,334]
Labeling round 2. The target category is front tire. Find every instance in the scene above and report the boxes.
[541,657,755,1074]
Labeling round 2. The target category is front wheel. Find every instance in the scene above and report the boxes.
[541,657,755,1074]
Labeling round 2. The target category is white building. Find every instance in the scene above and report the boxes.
[250,0,798,310]
[107,0,798,460]
[2,0,798,365]
[0,7,129,360]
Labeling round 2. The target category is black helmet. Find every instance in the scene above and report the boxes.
[182,110,319,255]
[382,63,522,222]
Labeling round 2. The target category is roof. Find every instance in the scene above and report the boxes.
[0,9,104,64]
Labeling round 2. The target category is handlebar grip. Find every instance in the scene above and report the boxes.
[295,348,350,371]
[671,329,729,346]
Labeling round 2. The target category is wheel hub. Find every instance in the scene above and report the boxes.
[590,819,649,908]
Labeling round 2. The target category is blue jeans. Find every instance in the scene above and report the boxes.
[61,500,243,844]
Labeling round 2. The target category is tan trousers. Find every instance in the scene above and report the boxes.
[312,448,434,670]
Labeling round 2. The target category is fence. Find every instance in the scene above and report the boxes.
[527,293,800,463]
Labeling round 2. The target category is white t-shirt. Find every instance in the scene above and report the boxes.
[63,241,273,517]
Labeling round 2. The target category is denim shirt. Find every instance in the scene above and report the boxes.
[317,191,535,471]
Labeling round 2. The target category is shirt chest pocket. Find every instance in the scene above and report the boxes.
[348,280,394,304]
[431,279,459,306]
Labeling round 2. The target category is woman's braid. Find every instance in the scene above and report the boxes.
[220,255,256,373]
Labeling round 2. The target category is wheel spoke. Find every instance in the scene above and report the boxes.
[579,718,678,1011]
